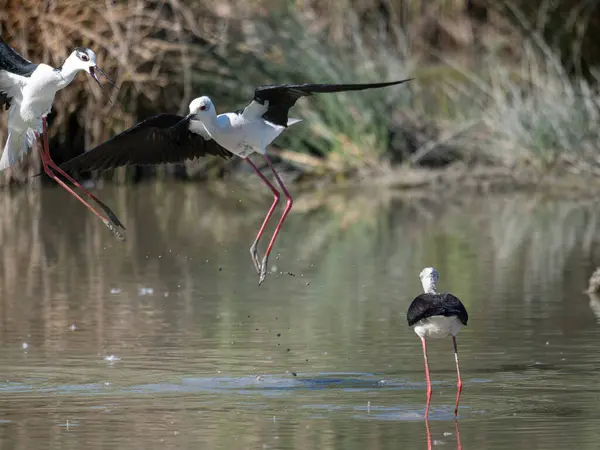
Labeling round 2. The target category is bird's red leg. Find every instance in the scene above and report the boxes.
[258,154,293,285]
[421,336,432,418]
[40,118,125,238]
[425,419,432,450]
[245,157,280,274]
[37,124,124,240]
[453,336,463,418]
[37,132,108,227]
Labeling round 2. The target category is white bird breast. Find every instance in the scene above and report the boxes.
[413,316,463,339]
[19,65,60,123]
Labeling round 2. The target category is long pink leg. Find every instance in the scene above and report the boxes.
[245,158,280,274]
[258,154,293,285]
[453,336,463,417]
[37,133,111,227]
[41,118,125,237]
[421,337,432,418]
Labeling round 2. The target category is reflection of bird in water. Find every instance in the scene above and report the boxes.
[407,267,468,418]
[587,292,600,323]
[425,419,462,450]
[587,267,600,294]
[586,268,600,323]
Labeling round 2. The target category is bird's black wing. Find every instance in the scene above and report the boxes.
[0,36,38,109]
[0,37,37,75]
[253,79,412,127]
[60,114,233,173]
[406,292,468,327]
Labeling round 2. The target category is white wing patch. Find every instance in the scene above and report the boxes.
[241,100,268,120]
[0,70,27,103]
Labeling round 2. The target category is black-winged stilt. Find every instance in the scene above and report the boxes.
[407,267,468,418]
[59,79,412,284]
[0,36,124,239]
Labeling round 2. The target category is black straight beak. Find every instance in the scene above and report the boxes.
[89,66,103,91]
[173,113,195,131]
[89,66,118,105]
[94,66,118,90]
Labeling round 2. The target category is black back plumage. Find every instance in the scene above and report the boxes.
[60,114,233,173]
[254,79,412,128]
[407,292,468,327]
[0,36,39,109]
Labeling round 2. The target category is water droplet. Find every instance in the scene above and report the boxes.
[138,287,154,296]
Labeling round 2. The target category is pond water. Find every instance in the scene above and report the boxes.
[0,182,599,449]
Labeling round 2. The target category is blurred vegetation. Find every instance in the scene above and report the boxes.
[1,0,600,188]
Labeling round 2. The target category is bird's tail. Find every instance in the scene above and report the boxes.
[287,118,302,127]
[0,131,25,171]
[0,127,38,171]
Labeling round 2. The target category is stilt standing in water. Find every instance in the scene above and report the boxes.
[407,267,468,418]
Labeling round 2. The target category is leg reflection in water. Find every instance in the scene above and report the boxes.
[424,419,462,450]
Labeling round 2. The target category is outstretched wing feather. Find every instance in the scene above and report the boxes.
[60,114,233,172]
[253,79,412,127]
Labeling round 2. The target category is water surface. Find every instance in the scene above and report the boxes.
[1,182,600,449]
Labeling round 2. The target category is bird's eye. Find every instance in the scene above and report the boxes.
[200,105,207,111]
[80,54,89,62]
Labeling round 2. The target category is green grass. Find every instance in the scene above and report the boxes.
[437,3,600,175]
[466,43,600,173]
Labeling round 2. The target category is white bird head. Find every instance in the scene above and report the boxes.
[419,267,439,294]
[60,47,115,94]
[189,96,214,117]
[67,47,98,72]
